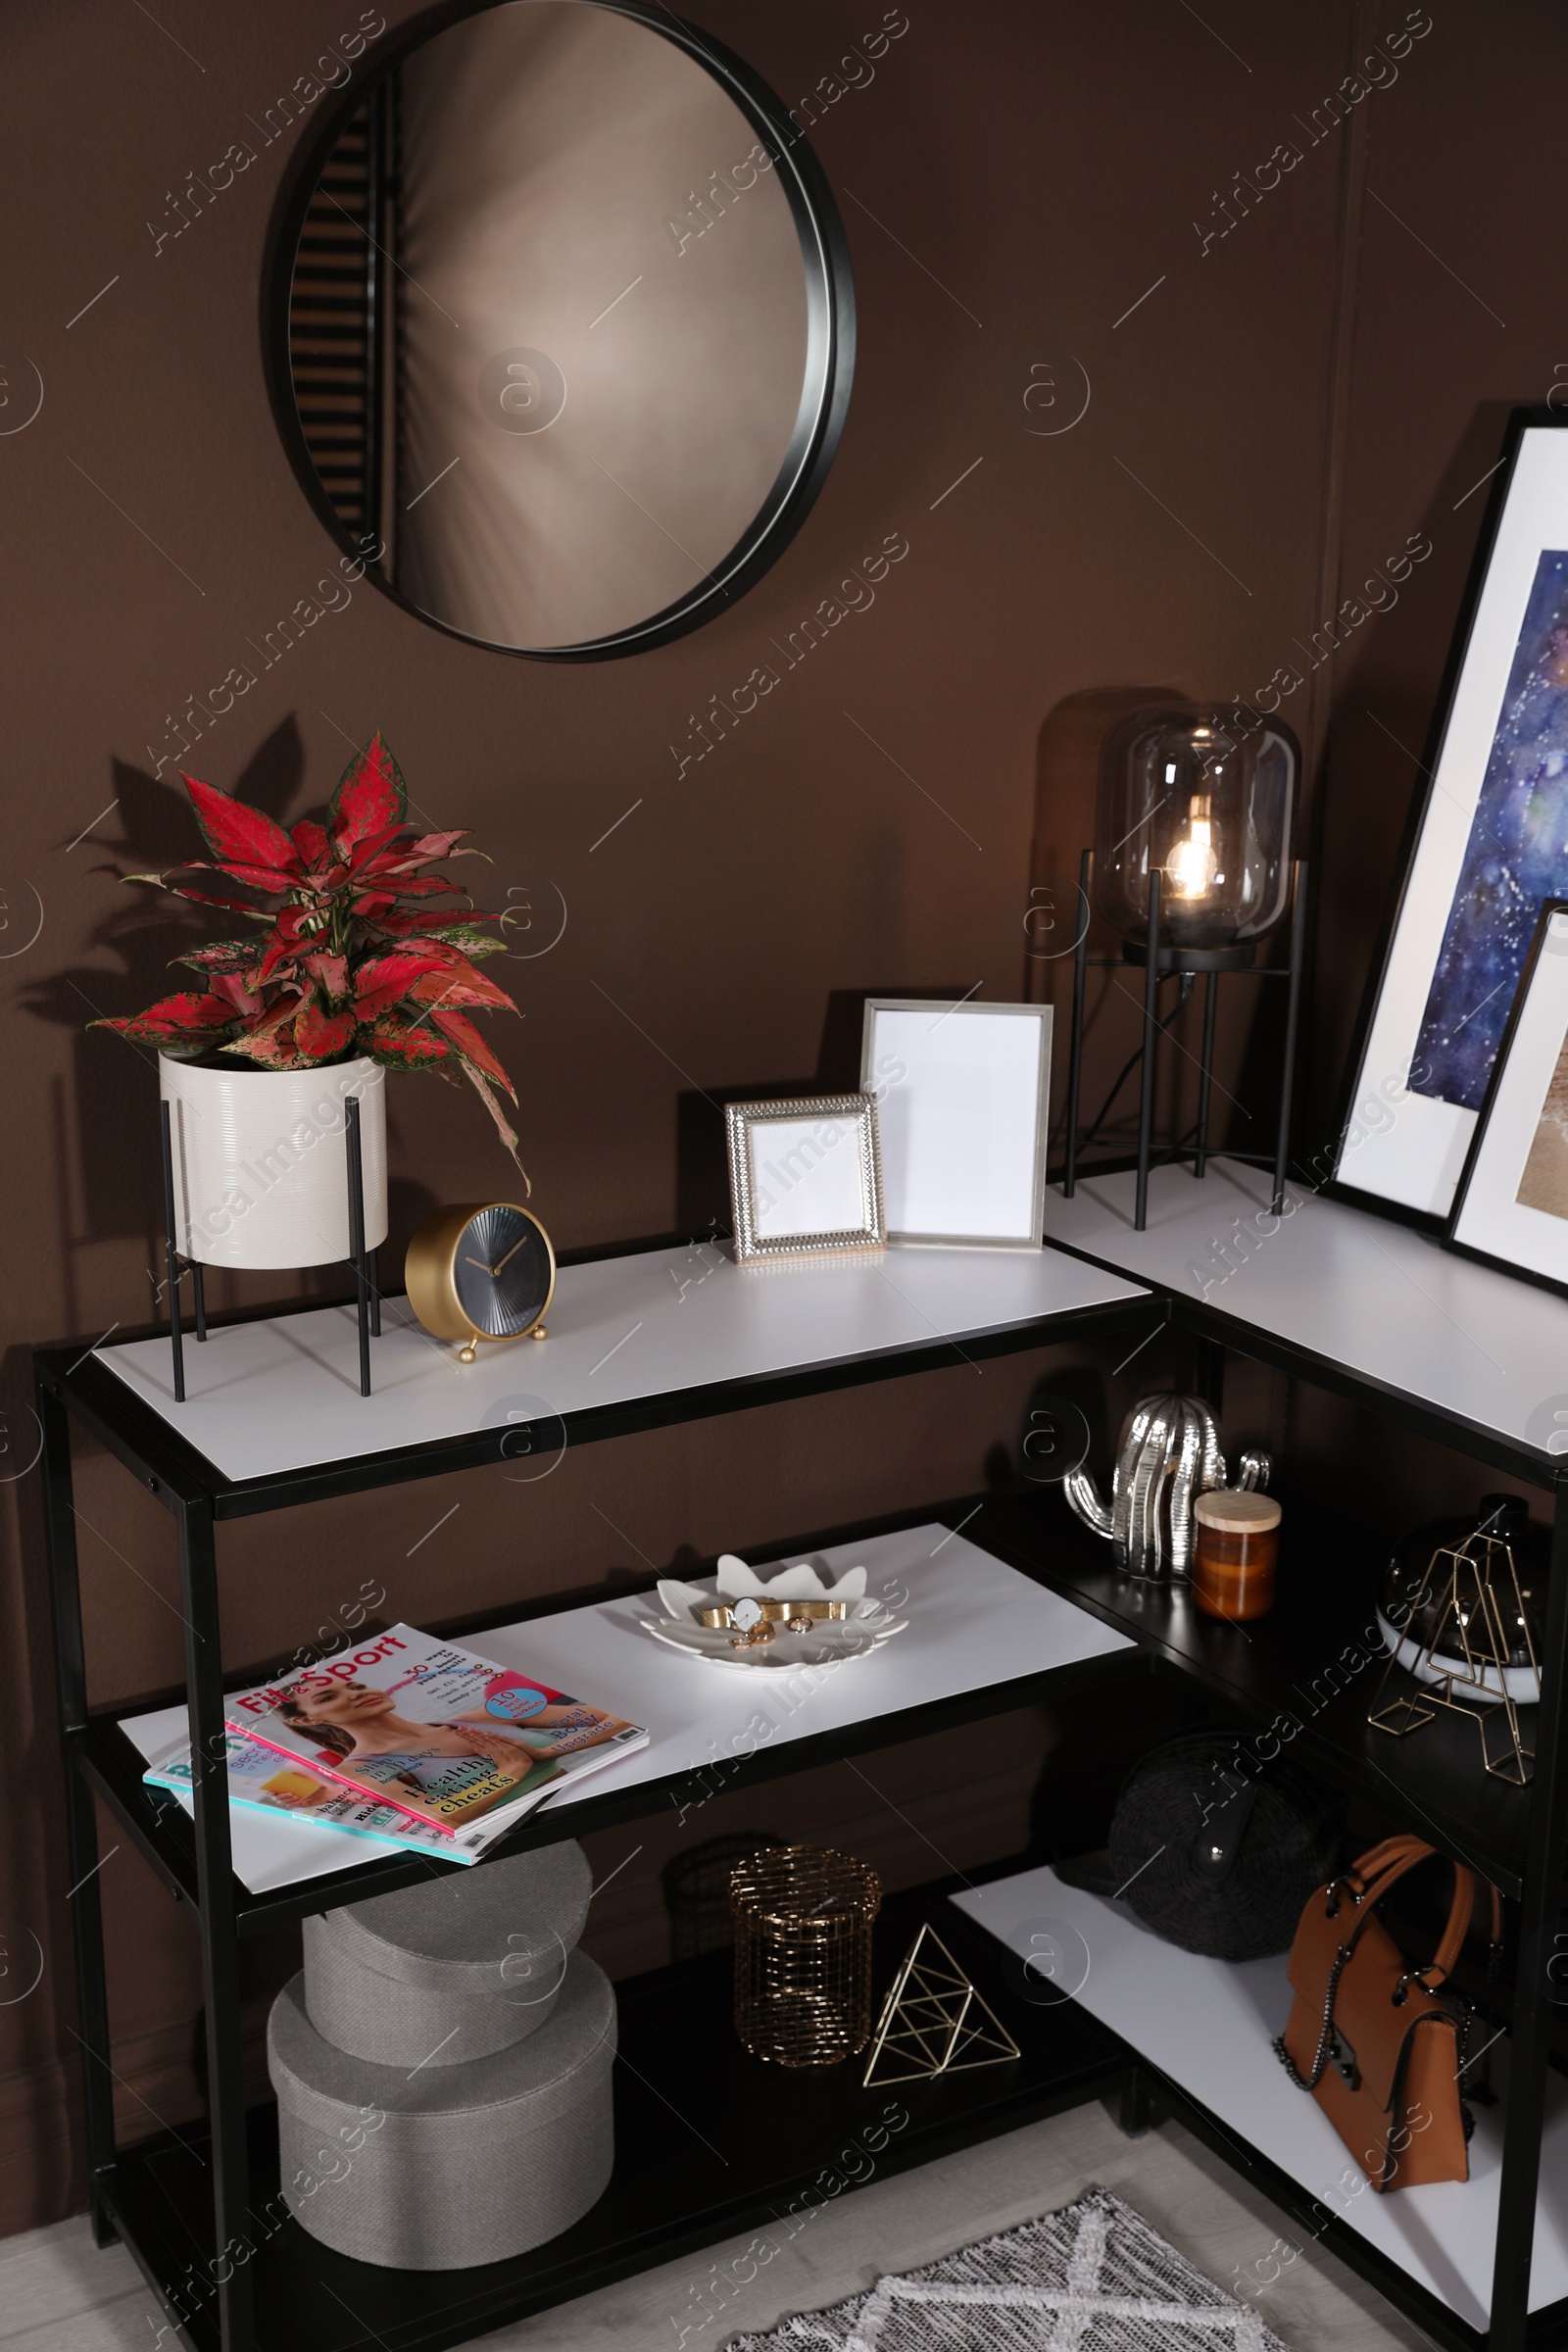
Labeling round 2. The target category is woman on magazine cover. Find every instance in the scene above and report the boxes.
[276,1679,635,1809]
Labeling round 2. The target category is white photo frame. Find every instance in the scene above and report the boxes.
[1332,413,1568,1223]
[859,999,1052,1248]
[1445,902,1568,1296]
[725,1094,885,1263]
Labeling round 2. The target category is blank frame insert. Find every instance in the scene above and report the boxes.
[862,1000,1052,1247]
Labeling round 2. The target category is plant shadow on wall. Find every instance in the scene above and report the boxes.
[24,717,441,1334]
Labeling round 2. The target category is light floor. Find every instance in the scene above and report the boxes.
[0,2099,1437,2352]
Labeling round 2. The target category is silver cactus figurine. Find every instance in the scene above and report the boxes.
[1062,1393,1271,1582]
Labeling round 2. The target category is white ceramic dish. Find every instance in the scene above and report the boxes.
[642,1553,907,1672]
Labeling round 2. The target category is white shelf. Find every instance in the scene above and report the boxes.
[954,1864,1568,2327]
[94,1240,1148,1484]
[121,1524,1133,1895]
[1041,1158,1566,1465]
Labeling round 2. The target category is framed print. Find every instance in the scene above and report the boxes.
[1330,409,1568,1225]
[1445,902,1568,1294]
[725,1094,885,1263]
[859,998,1052,1248]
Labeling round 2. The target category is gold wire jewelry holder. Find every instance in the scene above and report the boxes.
[730,1844,881,2067]
[1368,1528,1540,1786]
[861,1924,1021,2087]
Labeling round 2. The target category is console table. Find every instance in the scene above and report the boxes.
[35,1193,1568,2352]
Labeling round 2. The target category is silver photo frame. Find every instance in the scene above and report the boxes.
[725,1094,885,1264]
[859,998,1052,1249]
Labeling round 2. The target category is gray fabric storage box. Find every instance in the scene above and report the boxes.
[270,1948,616,2270]
[303,1839,591,2069]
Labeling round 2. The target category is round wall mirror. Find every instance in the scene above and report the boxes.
[270,1,854,660]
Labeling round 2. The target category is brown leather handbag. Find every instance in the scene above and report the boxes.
[1275,1835,1498,2191]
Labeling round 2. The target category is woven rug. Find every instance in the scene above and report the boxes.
[725,2188,1290,2350]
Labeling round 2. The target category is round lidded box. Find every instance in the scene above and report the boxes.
[304,1840,591,2070]
[270,1946,615,2270]
[1193,1490,1282,1622]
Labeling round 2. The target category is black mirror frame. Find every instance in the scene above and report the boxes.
[261,0,857,663]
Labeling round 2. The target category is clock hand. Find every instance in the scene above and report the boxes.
[461,1254,495,1275]
[492,1230,532,1278]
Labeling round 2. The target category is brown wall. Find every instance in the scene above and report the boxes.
[0,0,1560,2236]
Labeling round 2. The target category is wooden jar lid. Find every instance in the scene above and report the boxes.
[1195,1489,1282,1533]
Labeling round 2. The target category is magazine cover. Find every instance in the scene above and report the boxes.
[224,1624,647,1833]
[143,1730,490,1862]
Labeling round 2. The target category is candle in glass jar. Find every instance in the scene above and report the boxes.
[1192,1490,1282,1621]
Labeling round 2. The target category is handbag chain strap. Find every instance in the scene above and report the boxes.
[1273,1936,1352,2091]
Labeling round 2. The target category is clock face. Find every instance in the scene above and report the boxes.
[452,1205,553,1339]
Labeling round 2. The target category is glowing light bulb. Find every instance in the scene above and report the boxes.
[1164,792,1219,902]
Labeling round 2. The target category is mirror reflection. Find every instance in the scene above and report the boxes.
[281,1,852,657]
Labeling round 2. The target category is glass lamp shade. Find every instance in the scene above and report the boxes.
[1094,707,1298,954]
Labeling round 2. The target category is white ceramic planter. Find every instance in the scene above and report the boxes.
[160,1054,388,1271]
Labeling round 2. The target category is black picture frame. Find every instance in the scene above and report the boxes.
[1443,897,1568,1298]
[1322,403,1568,1231]
[261,0,857,664]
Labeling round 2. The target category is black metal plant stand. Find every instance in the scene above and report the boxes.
[159,1095,380,1400]
[1062,854,1309,1232]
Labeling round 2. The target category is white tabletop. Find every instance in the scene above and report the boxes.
[94,1239,1147,1484]
[122,1524,1133,1895]
[955,1865,1568,2326]
[1042,1159,1568,1465]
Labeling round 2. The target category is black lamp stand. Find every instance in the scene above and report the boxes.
[159,1095,381,1401]
[1062,855,1308,1232]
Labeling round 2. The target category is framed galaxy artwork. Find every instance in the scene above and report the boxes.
[1445,902,1568,1294]
[1329,410,1568,1226]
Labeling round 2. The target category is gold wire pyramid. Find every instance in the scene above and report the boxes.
[860,1924,1021,2087]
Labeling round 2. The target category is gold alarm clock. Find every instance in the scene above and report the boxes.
[405,1202,555,1361]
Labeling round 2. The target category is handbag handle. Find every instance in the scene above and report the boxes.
[1333,1838,1494,1986]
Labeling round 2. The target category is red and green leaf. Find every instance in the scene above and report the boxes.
[328,734,407,858]
[91,991,236,1045]
[211,971,263,1017]
[128,866,273,916]
[173,940,261,976]
[427,1005,516,1096]
[289,817,333,876]
[410,956,517,1013]
[302,950,350,1002]
[226,1023,305,1068]
[182,773,300,885]
[295,1001,358,1060]
[456,1058,525,1175]
[364,1013,452,1070]
[350,949,450,1021]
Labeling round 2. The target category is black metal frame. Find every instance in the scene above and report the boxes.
[260,0,857,664]
[1323,404,1568,1234]
[158,1095,380,1403]
[33,1238,1568,2352]
[1062,854,1309,1233]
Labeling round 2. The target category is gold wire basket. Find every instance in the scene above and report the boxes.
[730,1843,882,2067]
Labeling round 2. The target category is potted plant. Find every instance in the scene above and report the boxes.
[96,734,520,1272]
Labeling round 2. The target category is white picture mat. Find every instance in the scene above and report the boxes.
[1451,910,1568,1276]
[863,1001,1050,1244]
[748,1111,869,1239]
[1339,427,1568,1216]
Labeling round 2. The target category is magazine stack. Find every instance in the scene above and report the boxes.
[142,1622,647,1873]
